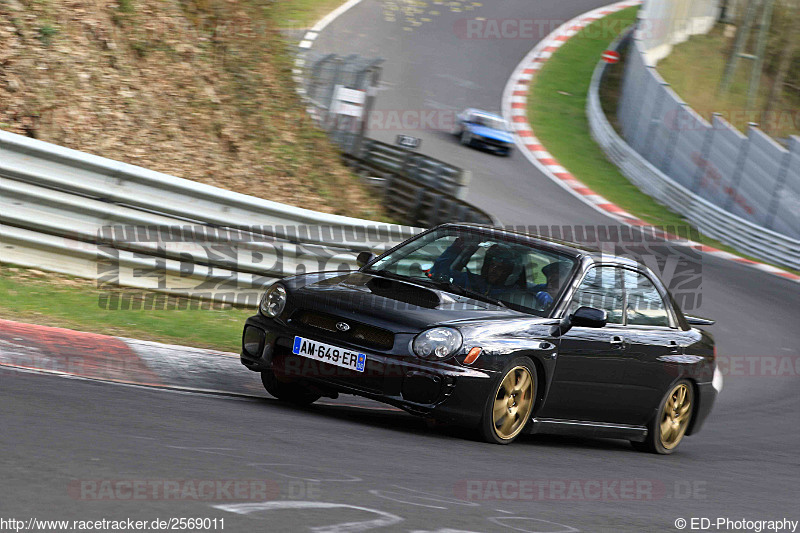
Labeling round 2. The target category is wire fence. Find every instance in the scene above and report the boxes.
[617,7,800,240]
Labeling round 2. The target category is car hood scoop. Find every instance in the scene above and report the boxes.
[364,276,441,309]
[293,272,522,330]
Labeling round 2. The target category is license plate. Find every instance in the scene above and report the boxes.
[292,336,366,373]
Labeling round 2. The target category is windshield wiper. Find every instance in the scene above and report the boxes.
[428,279,507,308]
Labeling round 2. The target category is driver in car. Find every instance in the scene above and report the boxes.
[430,238,524,299]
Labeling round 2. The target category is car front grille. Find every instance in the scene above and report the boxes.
[480,137,508,148]
[292,310,395,351]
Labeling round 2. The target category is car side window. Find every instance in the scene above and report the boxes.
[624,271,672,327]
[569,267,624,324]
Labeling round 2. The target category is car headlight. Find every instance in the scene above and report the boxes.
[412,327,462,360]
[259,284,287,318]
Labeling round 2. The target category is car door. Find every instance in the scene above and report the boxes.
[539,265,642,424]
[619,269,698,425]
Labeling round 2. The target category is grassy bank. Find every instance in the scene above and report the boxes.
[0,265,252,352]
[0,0,384,219]
[657,24,799,140]
[0,0,385,346]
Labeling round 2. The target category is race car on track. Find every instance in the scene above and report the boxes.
[240,224,721,452]
[452,109,514,156]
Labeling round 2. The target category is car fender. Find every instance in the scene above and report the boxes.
[458,321,559,407]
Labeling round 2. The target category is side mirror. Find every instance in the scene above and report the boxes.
[356,251,376,268]
[570,306,608,328]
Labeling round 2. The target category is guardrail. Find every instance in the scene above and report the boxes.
[343,154,491,226]
[358,139,471,199]
[587,29,800,271]
[0,129,427,304]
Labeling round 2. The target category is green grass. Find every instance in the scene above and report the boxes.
[526,7,798,274]
[271,0,349,29]
[36,23,58,45]
[0,265,253,352]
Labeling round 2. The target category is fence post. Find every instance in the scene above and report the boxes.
[722,123,755,211]
[642,79,670,165]
[690,112,720,193]
[630,66,658,152]
[324,57,345,130]
[763,137,797,230]
[454,170,472,200]
[353,59,383,157]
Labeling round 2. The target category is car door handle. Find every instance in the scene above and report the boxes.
[610,336,626,348]
[668,340,680,353]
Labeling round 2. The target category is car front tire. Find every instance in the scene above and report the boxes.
[479,358,537,444]
[261,369,321,406]
[461,130,473,146]
[632,379,694,454]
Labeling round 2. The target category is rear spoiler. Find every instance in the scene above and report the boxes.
[685,315,715,326]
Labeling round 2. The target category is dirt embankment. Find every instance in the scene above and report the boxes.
[0,0,385,219]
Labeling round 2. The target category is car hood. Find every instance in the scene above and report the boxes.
[284,271,543,332]
[466,124,514,143]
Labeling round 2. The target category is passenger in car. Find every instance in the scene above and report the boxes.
[527,261,573,309]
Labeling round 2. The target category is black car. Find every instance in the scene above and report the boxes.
[240,224,721,453]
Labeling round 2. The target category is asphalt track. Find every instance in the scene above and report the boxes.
[2,0,799,531]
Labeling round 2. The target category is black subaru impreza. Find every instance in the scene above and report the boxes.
[240,224,721,452]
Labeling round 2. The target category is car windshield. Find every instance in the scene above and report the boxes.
[471,114,508,131]
[365,227,578,316]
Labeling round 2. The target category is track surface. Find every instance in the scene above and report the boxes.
[2,0,799,531]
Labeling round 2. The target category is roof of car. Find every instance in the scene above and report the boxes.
[438,223,644,268]
[467,109,506,121]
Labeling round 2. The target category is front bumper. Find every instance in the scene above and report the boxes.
[240,315,493,425]
[470,136,512,154]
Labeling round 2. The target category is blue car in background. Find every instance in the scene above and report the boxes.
[453,109,514,156]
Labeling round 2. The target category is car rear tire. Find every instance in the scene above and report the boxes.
[261,369,321,406]
[479,358,537,444]
[632,379,694,454]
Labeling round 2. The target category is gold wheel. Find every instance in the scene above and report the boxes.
[491,365,534,441]
[659,383,692,450]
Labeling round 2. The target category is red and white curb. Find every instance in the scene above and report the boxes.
[0,319,401,410]
[0,318,263,396]
[501,0,800,283]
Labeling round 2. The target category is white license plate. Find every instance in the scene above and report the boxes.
[292,336,366,373]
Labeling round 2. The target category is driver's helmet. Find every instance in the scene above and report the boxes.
[482,244,524,287]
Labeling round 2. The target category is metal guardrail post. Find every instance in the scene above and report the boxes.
[353,59,383,157]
